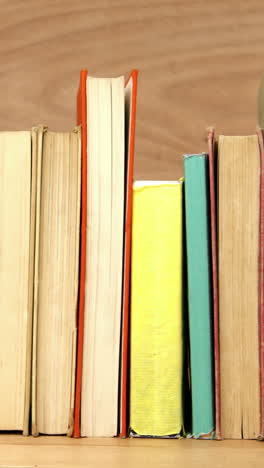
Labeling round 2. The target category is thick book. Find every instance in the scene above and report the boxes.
[130,181,184,438]
[218,135,260,439]
[184,154,214,438]
[81,75,125,437]
[0,131,34,434]
[207,128,221,439]
[73,70,138,438]
[32,127,81,435]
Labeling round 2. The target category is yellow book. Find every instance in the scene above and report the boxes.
[130,181,184,437]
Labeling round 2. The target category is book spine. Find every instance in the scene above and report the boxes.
[73,69,88,438]
[184,154,214,438]
[130,182,184,437]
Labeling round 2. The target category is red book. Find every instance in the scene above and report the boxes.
[73,70,87,438]
[73,70,138,438]
[207,128,221,439]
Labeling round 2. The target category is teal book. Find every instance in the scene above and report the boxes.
[184,154,214,438]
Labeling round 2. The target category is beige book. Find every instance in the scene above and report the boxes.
[32,127,81,435]
[81,76,125,437]
[218,135,260,439]
[0,131,34,434]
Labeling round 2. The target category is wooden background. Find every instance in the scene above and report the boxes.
[0,0,263,179]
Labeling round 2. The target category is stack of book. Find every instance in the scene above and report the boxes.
[0,69,263,441]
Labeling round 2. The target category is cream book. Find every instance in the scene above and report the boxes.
[0,131,34,434]
[130,181,184,437]
[32,127,81,435]
[80,76,125,437]
[218,135,260,439]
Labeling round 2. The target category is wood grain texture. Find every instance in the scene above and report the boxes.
[0,436,262,468]
[0,0,263,179]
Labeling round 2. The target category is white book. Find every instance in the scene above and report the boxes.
[0,131,33,434]
[81,76,125,437]
[32,127,81,435]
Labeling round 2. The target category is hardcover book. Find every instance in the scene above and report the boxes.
[73,70,138,438]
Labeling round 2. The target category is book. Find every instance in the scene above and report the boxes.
[80,75,125,437]
[32,127,81,435]
[73,70,138,438]
[0,131,34,434]
[218,135,260,439]
[184,154,214,438]
[130,181,184,438]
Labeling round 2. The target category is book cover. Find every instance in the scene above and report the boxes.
[73,70,88,438]
[119,70,138,438]
[184,154,214,438]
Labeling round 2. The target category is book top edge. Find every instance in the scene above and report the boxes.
[133,181,182,189]
[87,75,125,81]
[218,134,257,139]
[183,153,207,160]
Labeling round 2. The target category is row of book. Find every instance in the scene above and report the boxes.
[0,69,263,440]
[0,70,137,438]
[131,129,264,441]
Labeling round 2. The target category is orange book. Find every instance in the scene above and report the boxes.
[73,70,138,438]
[73,70,87,438]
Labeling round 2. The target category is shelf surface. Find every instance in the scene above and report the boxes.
[0,435,263,468]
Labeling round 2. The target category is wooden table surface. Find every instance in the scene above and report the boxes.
[0,0,263,180]
[0,1,263,466]
[0,436,262,468]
